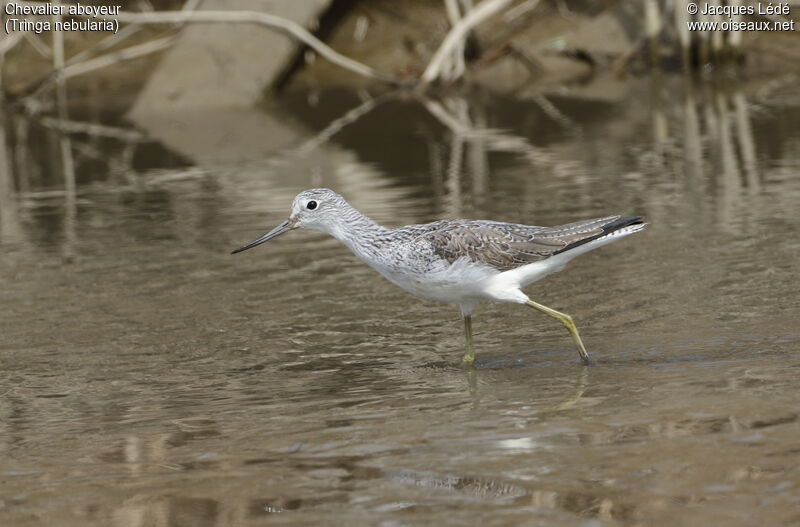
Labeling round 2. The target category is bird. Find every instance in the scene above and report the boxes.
[232,188,646,366]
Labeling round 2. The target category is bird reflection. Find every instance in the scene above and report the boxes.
[463,361,589,412]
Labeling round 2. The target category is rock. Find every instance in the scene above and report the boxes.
[129,0,331,115]
[127,0,330,166]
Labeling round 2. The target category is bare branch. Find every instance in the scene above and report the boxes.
[39,116,148,141]
[65,25,143,67]
[12,1,402,84]
[83,9,402,85]
[443,0,466,81]
[65,0,209,67]
[503,0,540,22]
[24,32,53,59]
[421,0,514,86]
[59,36,176,81]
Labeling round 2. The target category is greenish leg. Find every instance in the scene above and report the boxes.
[525,300,592,365]
[462,314,476,366]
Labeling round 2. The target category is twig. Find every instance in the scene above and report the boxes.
[51,6,65,82]
[66,24,144,67]
[24,32,53,59]
[21,34,178,98]
[66,0,201,66]
[612,0,672,73]
[39,116,147,141]
[137,0,155,12]
[421,0,514,85]
[73,8,403,85]
[443,0,466,81]
[20,0,202,95]
[13,1,402,84]
[503,0,540,22]
[554,0,574,19]
[58,36,176,80]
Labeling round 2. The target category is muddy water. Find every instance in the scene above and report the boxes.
[1,75,800,526]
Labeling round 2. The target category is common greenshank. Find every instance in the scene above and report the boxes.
[232,189,646,365]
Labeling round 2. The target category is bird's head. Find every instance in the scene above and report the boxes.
[231,188,347,254]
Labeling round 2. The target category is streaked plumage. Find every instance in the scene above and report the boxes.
[233,189,647,365]
[409,216,642,271]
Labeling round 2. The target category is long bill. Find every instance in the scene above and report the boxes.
[231,219,294,254]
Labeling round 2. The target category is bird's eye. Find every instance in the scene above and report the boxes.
[306,200,318,210]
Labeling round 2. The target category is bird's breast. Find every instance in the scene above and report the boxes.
[371,256,499,303]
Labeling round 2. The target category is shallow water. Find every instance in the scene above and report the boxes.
[1,74,800,526]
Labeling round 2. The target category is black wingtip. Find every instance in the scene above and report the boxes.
[603,216,645,234]
[554,215,646,255]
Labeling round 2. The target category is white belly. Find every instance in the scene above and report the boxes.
[375,257,500,303]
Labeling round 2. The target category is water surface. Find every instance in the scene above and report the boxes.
[1,75,799,526]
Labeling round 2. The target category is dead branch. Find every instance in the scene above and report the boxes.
[83,8,403,85]
[503,0,540,22]
[443,0,467,82]
[59,36,176,80]
[20,34,177,98]
[12,1,402,84]
[65,24,144,67]
[39,116,148,141]
[24,31,53,59]
[421,0,514,86]
[66,0,200,66]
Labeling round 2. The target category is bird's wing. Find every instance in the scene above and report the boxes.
[418,216,631,271]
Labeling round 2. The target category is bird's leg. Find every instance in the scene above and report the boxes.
[525,300,591,365]
[462,314,476,366]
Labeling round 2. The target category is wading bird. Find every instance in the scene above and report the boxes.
[233,189,646,365]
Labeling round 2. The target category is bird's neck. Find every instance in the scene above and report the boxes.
[325,205,390,263]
